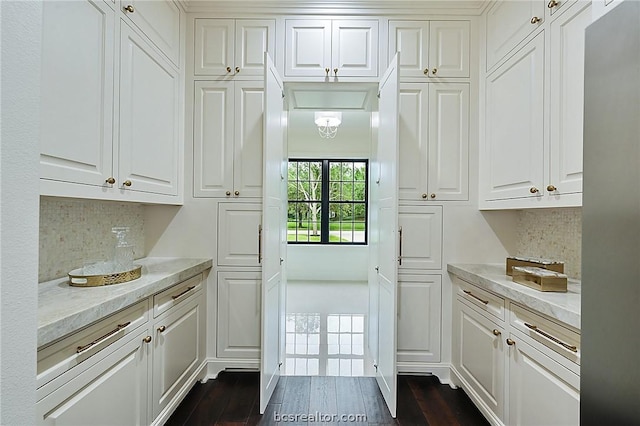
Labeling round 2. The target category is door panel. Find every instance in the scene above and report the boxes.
[374,54,400,417]
[260,54,286,413]
[284,20,331,77]
[194,19,234,76]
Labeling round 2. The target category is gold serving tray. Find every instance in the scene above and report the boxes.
[511,266,568,292]
[68,265,142,287]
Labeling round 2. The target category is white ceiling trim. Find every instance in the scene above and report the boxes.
[184,0,490,16]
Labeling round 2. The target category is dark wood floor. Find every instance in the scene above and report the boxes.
[166,372,488,426]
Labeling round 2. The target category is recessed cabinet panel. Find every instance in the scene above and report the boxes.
[194,19,234,76]
[217,203,262,267]
[152,299,202,417]
[549,2,590,195]
[389,21,430,78]
[486,0,545,70]
[193,81,234,197]
[285,19,332,77]
[119,23,179,196]
[508,337,580,425]
[332,20,379,77]
[398,205,442,271]
[397,275,442,363]
[40,0,114,187]
[236,20,276,76]
[398,85,429,200]
[121,0,181,66]
[234,82,265,197]
[217,271,261,359]
[428,83,469,200]
[484,33,544,201]
[36,331,149,425]
[429,21,470,78]
[456,301,505,420]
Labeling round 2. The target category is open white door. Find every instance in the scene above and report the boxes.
[372,54,399,417]
[260,53,287,413]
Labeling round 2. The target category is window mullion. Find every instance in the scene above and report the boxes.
[321,160,330,243]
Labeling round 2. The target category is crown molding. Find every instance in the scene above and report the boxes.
[183,0,490,16]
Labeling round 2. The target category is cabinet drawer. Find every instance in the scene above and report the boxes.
[455,278,505,321]
[510,303,580,365]
[153,273,203,318]
[37,300,149,389]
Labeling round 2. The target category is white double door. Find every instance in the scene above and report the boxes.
[259,54,400,417]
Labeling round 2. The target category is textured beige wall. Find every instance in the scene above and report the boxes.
[515,207,582,279]
[39,197,145,282]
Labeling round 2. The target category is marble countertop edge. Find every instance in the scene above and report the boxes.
[38,257,213,348]
[447,263,581,330]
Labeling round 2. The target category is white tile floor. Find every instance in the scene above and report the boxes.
[284,281,375,377]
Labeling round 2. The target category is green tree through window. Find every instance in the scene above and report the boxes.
[288,159,368,244]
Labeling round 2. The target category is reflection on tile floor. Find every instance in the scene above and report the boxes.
[284,281,374,377]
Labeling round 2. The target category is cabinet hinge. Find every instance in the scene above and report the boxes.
[282,91,285,99]
[377,91,381,99]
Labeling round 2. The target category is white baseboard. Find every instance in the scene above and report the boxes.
[396,362,452,385]
[204,357,260,381]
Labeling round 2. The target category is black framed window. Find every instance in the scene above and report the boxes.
[287,159,368,245]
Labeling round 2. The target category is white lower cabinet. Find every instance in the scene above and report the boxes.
[217,203,262,267]
[37,329,151,426]
[398,205,442,271]
[397,274,441,363]
[452,277,580,425]
[36,274,207,425]
[216,271,261,359]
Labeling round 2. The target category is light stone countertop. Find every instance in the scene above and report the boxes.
[38,257,213,348]
[447,263,581,330]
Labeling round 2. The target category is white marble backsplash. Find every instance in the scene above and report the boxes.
[515,207,582,279]
[39,197,145,282]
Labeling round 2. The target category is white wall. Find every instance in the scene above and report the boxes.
[0,2,41,423]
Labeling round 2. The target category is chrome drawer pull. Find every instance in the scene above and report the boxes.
[172,286,195,300]
[524,322,578,353]
[76,321,131,353]
[463,289,489,305]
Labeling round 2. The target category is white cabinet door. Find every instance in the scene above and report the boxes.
[37,330,150,425]
[234,81,265,197]
[592,0,623,21]
[389,21,429,78]
[40,0,114,187]
[486,0,545,70]
[285,19,331,77]
[398,205,442,271]
[236,20,276,76]
[484,33,544,201]
[193,81,234,197]
[398,84,428,200]
[194,19,235,76]
[429,21,470,78]
[120,0,181,66]
[152,295,204,418]
[507,335,580,426]
[397,275,441,363]
[428,83,469,200]
[549,1,591,195]
[332,20,379,77]
[455,300,505,421]
[217,203,262,267]
[119,22,179,196]
[217,271,261,359]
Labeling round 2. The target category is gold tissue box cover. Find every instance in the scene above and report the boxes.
[506,256,564,276]
[68,265,142,287]
[511,266,568,292]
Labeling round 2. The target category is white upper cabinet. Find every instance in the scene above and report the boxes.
[119,22,180,196]
[193,81,264,198]
[389,20,470,79]
[217,203,262,267]
[398,205,443,271]
[285,19,379,77]
[486,0,544,71]
[40,0,115,188]
[549,1,591,195]
[194,19,275,76]
[483,33,545,202]
[398,83,469,201]
[592,0,623,21]
[120,0,181,66]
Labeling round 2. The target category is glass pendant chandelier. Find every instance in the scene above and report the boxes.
[314,111,342,139]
